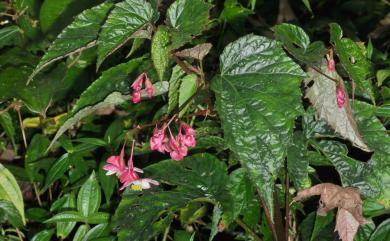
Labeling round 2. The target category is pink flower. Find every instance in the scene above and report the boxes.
[150,126,167,153]
[145,77,154,98]
[131,73,145,91]
[120,178,159,190]
[179,123,196,147]
[327,59,336,73]
[103,145,126,176]
[169,137,188,161]
[132,91,141,104]
[336,83,346,108]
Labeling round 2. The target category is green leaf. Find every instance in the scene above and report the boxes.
[329,23,374,102]
[30,2,113,81]
[85,212,110,224]
[77,172,101,217]
[304,59,370,151]
[166,0,212,49]
[0,25,22,48]
[310,211,335,241]
[168,65,186,113]
[287,132,311,190]
[42,153,71,192]
[25,134,50,182]
[55,193,77,239]
[73,224,90,241]
[273,23,324,63]
[0,112,16,148]
[369,219,390,241]
[31,229,55,241]
[356,222,376,241]
[0,200,23,228]
[39,0,74,32]
[174,231,195,241]
[48,57,144,150]
[97,0,156,68]
[209,205,222,241]
[377,69,390,87]
[45,211,85,223]
[302,0,313,15]
[81,223,109,241]
[151,26,170,80]
[179,74,197,117]
[211,34,305,218]
[114,154,233,241]
[224,168,254,226]
[0,163,25,224]
[98,162,116,204]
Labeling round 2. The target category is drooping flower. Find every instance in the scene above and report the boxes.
[169,136,188,161]
[179,123,196,147]
[131,73,146,91]
[103,144,126,176]
[121,178,159,190]
[336,83,346,108]
[150,126,167,153]
[144,77,154,98]
[132,91,141,104]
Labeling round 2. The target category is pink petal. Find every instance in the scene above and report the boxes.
[131,73,145,91]
[132,91,141,104]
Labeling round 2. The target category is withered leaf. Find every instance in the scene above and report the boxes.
[335,208,360,241]
[175,43,212,60]
[294,183,369,241]
[304,59,370,152]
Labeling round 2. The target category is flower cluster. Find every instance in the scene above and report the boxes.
[150,121,196,161]
[103,141,159,190]
[131,73,154,104]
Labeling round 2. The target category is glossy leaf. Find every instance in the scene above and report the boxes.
[85,212,110,224]
[39,0,74,32]
[273,23,324,63]
[310,211,335,241]
[31,229,55,241]
[329,23,374,102]
[168,65,186,113]
[178,74,197,117]
[97,0,155,68]
[55,193,77,239]
[287,132,311,190]
[0,112,16,148]
[42,153,71,192]
[212,34,305,217]
[77,172,101,217]
[304,59,370,151]
[369,219,390,241]
[0,25,23,48]
[25,134,50,182]
[81,223,109,241]
[151,26,170,80]
[209,205,222,241]
[30,2,113,81]
[73,224,90,241]
[355,222,376,241]
[45,211,85,223]
[166,0,212,48]
[0,200,24,228]
[0,163,25,224]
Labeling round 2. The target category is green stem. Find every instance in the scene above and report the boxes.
[236,219,262,241]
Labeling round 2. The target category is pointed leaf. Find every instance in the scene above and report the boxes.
[42,153,71,192]
[329,23,374,102]
[166,0,212,48]
[77,172,101,217]
[0,163,25,224]
[45,211,85,223]
[304,59,370,151]
[30,2,113,81]
[287,132,311,190]
[168,65,186,113]
[25,134,50,182]
[97,0,155,68]
[179,74,197,117]
[73,224,90,241]
[209,205,222,241]
[0,25,23,48]
[212,34,305,218]
[31,229,55,241]
[0,200,24,228]
[151,26,170,80]
[369,219,390,241]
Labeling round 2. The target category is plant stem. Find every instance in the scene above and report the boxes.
[236,219,263,241]
[33,182,42,207]
[285,171,290,241]
[162,224,170,241]
[16,107,27,149]
[257,190,278,241]
[15,228,24,241]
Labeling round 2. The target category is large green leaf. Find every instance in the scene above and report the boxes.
[329,23,374,102]
[287,132,311,190]
[55,193,77,239]
[273,23,324,63]
[166,0,212,49]
[369,219,390,241]
[168,65,186,113]
[42,153,71,192]
[211,34,305,218]
[77,172,101,217]
[97,0,156,68]
[151,26,170,81]
[178,74,197,117]
[0,112,16,148]
[30,2,113,81]
[113,154,233,241]
[0,163,25,224]
[39,0,74,32]
[25,134,50,182]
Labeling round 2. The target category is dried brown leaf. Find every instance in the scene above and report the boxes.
[304,59,370,152]
[335,208,359,241]
[175,43,212,60]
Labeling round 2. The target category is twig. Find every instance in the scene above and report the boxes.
[258,190,278,241]
[173,55,192,75]
[16,107,27,149]
[162,224,170,241]
[236,219,263,241]
[33,182,42,207]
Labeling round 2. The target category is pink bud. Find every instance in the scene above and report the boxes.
[169,137,188,161]
[150,127,166,152]
[327,59,335,73]
[132,91,141,104]
[145,77,154,98]
[131,73,145,91]
[179,133,196,148]
[180,123,196,136]
[336,84,346,108]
